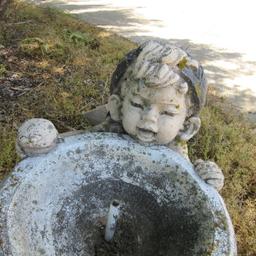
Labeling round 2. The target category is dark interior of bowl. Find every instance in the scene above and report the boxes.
[53,179,215,256]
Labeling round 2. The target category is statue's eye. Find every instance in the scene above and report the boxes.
[161,111,175,117]
[130,100,143,109]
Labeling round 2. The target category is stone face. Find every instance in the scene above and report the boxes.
[108,41,204,146]
[16,118,58,157]
[0,132,236,255]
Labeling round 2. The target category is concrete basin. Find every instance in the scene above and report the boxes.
[0,133,236,255]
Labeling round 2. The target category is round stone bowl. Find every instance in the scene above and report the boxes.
[0,133,236,256]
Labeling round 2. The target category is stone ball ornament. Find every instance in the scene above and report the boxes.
[0,132,236,255]
[16,118,58,158]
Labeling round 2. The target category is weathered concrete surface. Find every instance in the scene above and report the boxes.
[0,132,236,255]
[29,0,256,122]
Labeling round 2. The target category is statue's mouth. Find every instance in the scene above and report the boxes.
[136,127,156,142]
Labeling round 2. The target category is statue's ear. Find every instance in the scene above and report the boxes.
[107,94,122,121]
[179,117,201,141]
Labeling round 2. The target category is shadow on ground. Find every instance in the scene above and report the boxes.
[32,0,256,122]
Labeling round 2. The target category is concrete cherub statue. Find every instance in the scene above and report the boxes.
[16,40,224,191]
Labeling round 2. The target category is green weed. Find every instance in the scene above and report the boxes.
[64,29,100,49]
[20,37,49,55]
[0,63,7,77]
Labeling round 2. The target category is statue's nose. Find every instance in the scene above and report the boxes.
[140,107,158,132]
[142,106,158,122]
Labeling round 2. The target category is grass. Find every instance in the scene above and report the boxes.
[0,2,255,255]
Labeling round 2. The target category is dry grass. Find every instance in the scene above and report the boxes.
[0,2,255,255]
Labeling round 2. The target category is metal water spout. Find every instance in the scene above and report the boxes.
[104,200,121,242]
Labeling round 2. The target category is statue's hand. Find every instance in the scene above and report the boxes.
[194,159,224,191]
[16,118,58,158]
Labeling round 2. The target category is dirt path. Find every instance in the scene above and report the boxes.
[30,0,256,122]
